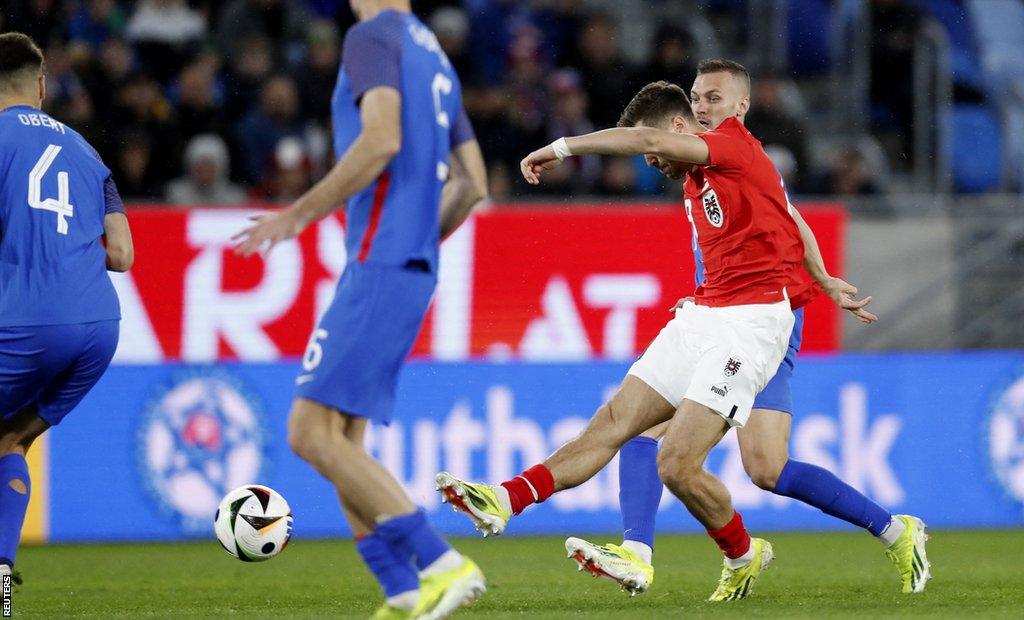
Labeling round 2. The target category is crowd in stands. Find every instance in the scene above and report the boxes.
[1,0,914,204]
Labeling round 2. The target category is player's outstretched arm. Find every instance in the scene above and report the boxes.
[791,206,878,324]
[234,86,402,256]
[103,212,134,272]
[521,128,709,185]
[440,138,488,240]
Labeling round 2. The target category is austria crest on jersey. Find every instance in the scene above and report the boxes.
[702,189,724,228]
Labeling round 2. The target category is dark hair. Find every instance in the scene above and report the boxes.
[0,32,44,85]
[617,80,694,128]
[696,58,751,92]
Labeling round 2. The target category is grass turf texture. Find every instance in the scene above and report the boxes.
[13,530,1024,618]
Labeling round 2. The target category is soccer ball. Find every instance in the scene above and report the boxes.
[214,484,293,562]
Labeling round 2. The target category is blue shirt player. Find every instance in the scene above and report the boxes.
[0,33,133,582]
[233,1,488,617]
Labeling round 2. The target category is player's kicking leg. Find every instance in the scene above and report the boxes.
[436,375,675,537]
[739,409,930,593]
[290,400,484,619]
[561,421,666,596]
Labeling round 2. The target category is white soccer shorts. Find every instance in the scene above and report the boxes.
[627,299,795,428]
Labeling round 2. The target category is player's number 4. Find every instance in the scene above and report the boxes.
[28,144,74,235]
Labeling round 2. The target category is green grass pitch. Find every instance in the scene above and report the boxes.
[13,530,1024,618]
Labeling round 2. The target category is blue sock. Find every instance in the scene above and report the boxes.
[618,437,660,549]
[0,454,30,568]
[375,508,452,571]
[774,459,892,535]
[356,533,419,598]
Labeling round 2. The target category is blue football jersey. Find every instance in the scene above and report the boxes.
[0,106,121,326]
[331,10,472,273]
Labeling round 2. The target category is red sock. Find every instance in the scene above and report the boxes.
[500,464,554,515]
[707,512,751,559]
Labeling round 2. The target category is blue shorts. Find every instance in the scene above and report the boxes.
[751,307,804,414]
[0,320,119,426]
[295,261,436,423]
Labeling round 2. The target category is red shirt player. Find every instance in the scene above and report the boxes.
[436,79,887,603]
[683,115,817,309]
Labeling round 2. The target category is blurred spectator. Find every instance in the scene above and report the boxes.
[809,148,881,196]
[504,24,548,159]
[572,13,639,129]
[167,134,246,205]
[487,162,512,201]
[223,36,274,119]
[80,37,135,114]
[597,157,639,196]
[109,72,182,183]
[40,42,95,130]
[541,69,600,193]
[431,7,476,85]
[640,24,698,88]
[295,20,339,125]
[869,0,923,166]
[112,131,163,200]
[467,0,521,84]
[463,85,521,172]
[764,145,798,190]
[531,0,585,67]
[218,0,310,67]
[7,0,64,45]
[126,0,206,84]
[174,54,231,144]
[236,75,305,184]
[67,0,126,51]
[303,0,346,20]
[111,70,181,156]
[744,74,810,191]
[0,0,912,202]
[258,137,313,203]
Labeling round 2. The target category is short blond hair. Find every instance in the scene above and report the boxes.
[697,58,751,94]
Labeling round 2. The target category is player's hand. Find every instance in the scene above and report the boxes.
[671,296,694,311]
[822,277,878,324]
[520,145,563,185]
[232,208,305,257]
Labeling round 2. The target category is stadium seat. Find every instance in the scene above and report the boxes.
[967,0,1024,92]
[950,104,1002,192]
[1002,106,1024,191]
[787,0,833,75]
[917,0,986,92]
[967,0,1024,188]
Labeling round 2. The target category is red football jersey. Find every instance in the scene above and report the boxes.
[682,117,815,309]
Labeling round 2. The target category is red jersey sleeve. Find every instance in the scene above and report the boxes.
[697,128,755,172]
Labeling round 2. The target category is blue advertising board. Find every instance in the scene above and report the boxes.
[46,352,1024,542]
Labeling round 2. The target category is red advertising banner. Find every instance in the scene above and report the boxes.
[112,204,844,363]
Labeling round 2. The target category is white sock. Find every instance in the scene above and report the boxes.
[420,549,463,578]
[724,546,756,569]
[386,589,419,611]
[878,516,905,547]
[621,540,653,565]
[493,485,512,514]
